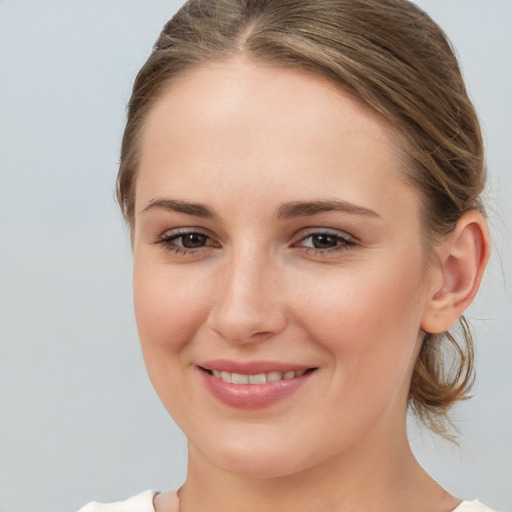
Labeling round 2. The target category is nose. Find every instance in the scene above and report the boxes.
[207,251,287,344]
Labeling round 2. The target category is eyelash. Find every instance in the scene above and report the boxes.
[154,229,219,255]
[295,230,357,255]
[153,229,357,256]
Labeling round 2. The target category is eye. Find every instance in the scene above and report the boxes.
[306,233,341,249]
[154,229,220,254]
[175,232,208,248]
[295,230,357,254]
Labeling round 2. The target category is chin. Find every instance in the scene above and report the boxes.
[211,451,305,479]
[191,431,324,479]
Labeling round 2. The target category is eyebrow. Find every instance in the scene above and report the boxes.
[141,198,380,220]
[275,200,381,220]
[141,198,218,219]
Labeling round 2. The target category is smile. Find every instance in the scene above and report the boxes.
[198,363,317,409]
[207,369,308,385]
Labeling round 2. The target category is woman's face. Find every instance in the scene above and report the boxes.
[133,58,438,477]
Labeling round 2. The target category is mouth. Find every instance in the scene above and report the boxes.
[197,362,317,409]
[199,367,315,385]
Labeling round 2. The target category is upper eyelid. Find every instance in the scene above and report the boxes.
[154,229,221,252]
[153,229,215,248]
[295,227,358,242]
[155,226,217,240]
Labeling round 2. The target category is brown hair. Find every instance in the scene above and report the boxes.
[117,0,485,437]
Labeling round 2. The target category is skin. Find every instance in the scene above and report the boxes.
[132,57,487,512]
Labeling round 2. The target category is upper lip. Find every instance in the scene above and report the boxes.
[199,359,315,374]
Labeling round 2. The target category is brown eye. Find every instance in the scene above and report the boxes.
[154,230,218,254]
[180,233,208,248]
[310,234,338,249]
[295,230,357,254]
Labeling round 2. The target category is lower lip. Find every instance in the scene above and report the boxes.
[200,369,314,409]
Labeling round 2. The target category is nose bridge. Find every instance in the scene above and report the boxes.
[207,242,286,343]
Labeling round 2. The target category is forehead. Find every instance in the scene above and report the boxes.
[136,57,417,220]
[140,56,398,154]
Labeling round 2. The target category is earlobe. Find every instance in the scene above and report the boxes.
[421,210,490,334]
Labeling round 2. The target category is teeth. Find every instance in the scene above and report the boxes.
[249,373,266,384]
[231,372,249,384]
[210,369,307,384]
[220,371,232,383]
[266,371,282,382]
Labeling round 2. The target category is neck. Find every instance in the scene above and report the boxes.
[178,420,454,512]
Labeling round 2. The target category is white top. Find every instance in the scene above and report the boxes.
[76,491,499,512]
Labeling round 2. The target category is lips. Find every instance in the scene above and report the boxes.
[198,360,316,409]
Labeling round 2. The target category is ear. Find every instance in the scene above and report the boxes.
[421,210,490,334]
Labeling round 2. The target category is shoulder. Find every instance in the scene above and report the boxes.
[75,491,157,512]
[454,501,500,512]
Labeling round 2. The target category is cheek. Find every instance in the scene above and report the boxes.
[293,259,426,385]
[133,265,216,429]
[134,258,206,337]
[132,259,209,395]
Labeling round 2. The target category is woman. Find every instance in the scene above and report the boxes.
[79,0,495,510]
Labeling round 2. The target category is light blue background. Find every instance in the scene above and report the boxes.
[0,1,511,511]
